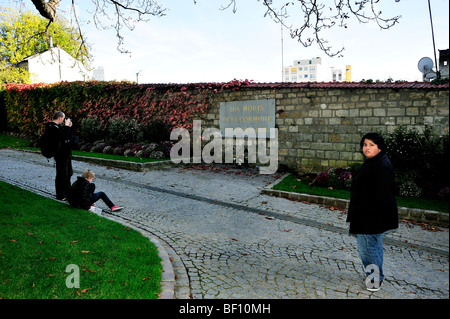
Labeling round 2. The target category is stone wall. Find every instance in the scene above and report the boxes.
[197,82,449,173]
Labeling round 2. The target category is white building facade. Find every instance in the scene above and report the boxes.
[16,47,90,84]
[283,57,351,82]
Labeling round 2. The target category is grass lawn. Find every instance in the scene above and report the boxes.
[273,174,449,213]
[72,150,169,163]
[0,181,162,299]
[0,133,31,149]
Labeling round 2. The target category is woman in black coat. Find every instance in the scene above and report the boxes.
[347,132,398,291]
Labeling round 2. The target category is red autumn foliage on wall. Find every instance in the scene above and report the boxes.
[1,79,252,138]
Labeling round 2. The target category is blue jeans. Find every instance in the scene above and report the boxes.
[357,234,384,282]
[91,192,114,209]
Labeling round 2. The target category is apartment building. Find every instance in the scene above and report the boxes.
[283,57,351,82]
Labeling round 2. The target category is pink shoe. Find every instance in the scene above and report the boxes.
[111,206,123,212]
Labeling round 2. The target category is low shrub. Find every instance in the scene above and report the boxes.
[113,146,125,156]
[102,145,113,154]
[312,167,354,190]
[108,117,142,144]
[142,120,172,143]
[80,116,106,143]
[399,181,422,198]
[385,126,449,200]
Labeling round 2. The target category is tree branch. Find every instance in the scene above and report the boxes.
[30,0,61,21]
[221,0,401,57]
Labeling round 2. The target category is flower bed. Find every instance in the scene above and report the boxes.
[76,140,172,160]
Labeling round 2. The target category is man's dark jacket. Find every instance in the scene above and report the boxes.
[68,177,95,210]
[44,121,74,158]
[347,152,399,234]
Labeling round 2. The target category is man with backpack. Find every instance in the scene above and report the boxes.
[42,111,75,201]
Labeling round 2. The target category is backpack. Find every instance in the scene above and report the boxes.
[40,123,58,159]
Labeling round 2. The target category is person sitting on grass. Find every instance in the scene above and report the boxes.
[68,168,123,212]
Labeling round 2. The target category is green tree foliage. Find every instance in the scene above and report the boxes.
[0,4,90,84]
[0,61,31,84]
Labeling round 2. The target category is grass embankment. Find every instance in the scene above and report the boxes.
[0,181,162,299]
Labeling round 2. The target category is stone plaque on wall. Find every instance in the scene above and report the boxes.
[220,99,276,138]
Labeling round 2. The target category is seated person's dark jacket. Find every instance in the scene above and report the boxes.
[69,177,95,210]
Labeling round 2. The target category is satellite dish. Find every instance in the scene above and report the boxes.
[417,57,435,81]
[425,72,437,80]
[418,57,434,73]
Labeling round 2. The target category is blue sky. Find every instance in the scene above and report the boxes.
[4,0,450,83]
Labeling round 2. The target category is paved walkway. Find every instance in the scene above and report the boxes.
[0,149,448,299]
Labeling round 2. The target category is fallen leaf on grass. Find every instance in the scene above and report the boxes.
[46,274,55,277]
[81,288,91,294]
[81,266,95,273]
[81,250,90,254]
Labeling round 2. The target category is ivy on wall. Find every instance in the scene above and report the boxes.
[2,79,252,137]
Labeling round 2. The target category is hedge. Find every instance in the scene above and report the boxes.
[1,80,251,138]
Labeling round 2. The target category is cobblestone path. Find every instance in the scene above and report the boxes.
[1,149,448,299]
